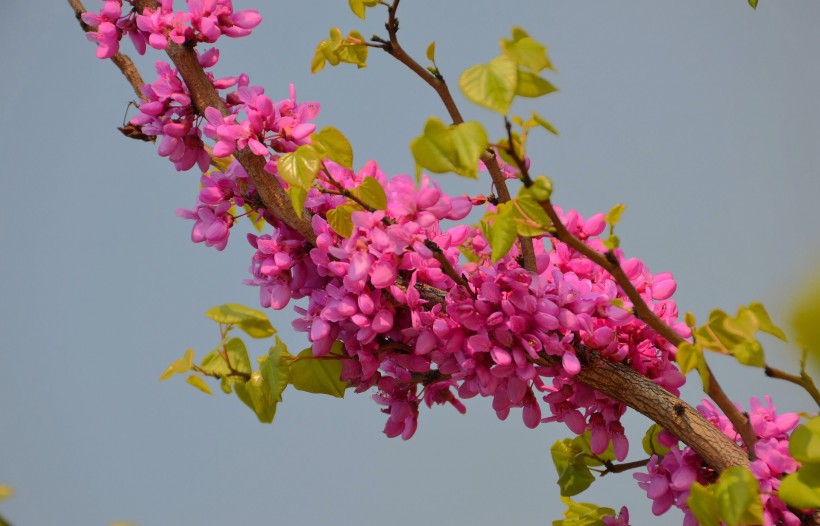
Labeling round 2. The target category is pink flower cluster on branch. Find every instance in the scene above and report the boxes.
[635,396,802,525]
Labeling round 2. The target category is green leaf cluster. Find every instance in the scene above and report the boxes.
[410,117,488,179]
[779,415,820,509]
[312,28,368,73]
[553,496,616,526]
[677,302,786,389]
[277,126,357,214]
[161,304,350,424]
[459,27,557,115]
[480,183,553,262]
[550,433,616,497]
[687,466,764,526]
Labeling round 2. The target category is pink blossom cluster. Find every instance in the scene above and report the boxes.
[82,0,260,60]
[235,152,688,453]
[634,396,802,526]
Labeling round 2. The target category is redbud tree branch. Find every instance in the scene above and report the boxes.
[371,0,538,274]
[765,364,820,409]
[68,0,146,100]
[69,0,753,476]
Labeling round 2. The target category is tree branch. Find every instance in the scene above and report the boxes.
[372,1,537,273]
[540,199,757,457]
[68,0,147,100]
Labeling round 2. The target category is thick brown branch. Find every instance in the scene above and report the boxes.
[68,0,146,100]
[540,199,757,457]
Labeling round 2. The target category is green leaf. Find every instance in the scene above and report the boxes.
[290,342,348,397]
[605,203,627,227]
[553,497,616,526]
[426,41,436,62]
[714,466,763,526]
[748,0,758,9]
[687,483,720,526]
[260,337,292,403]
[528,175,553,201]
[501,27,553,72]
[642,424,671,456]
[234,372,278,424]
[410,117,488,179]
[695,305,770,368]
[277,145,320,190]
[550,439,596,497]
[312,28,368,73]
[779,464,820,509]
[287,186,308,215]
[513,192,552,237]
[160,348,194,381]
[311,126,353,169]
[488,204,518,262]
[515,69,557,98]
[205,303,276,339]
[185,375,213,395]
[352,176,388,210]
[676,342,702,376]
[532,111,559,135]
[224,337,252,375]
[459,55,518,114]
[327,204,357,238]
[788,415,820,464]
[200,350,230,377]
[348,0,379,19]
[747,302,787,341]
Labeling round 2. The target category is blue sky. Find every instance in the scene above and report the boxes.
[1,1,819,524]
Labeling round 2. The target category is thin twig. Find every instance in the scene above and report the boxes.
[67,0,146,100]
[766,365,820,409]
[372,1,537,273]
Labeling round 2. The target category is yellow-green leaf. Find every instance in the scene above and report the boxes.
[185,374,213,395]
[489,204,518,262]
[459,55,518,114]
[553,497,616,526]
[500,27,553,72]
[327,204,358,238]
[779,465,820,509]
[687,483,720,526]
[792,275,820,355]
[714,466,763,526]
[277,145,320,190]
[260,336,291,403]
[513,193,552,237]
[160,348,194,381]
[287,186,308,215]
[205,303,276,338]
[311,126,353,169]
[515,69,557,98]
[677,341,702,376]
[234,372,278,423]
[642,424,671,456]
[532,111,559,135]
[224,337,252,375]
[348,0,379,19]
[352,176,387,210]
[426,41,436,62]
[290,342,348,398]
[748,0,758,9]
[410,117,488,179]
[606,204,627,226]
[788,415,820,464]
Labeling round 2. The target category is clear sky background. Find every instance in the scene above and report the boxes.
[2,1,819,525]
